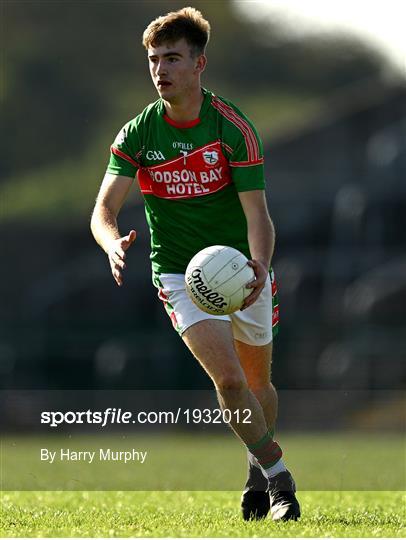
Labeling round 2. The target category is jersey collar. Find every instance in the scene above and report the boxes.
[161,88,212,129]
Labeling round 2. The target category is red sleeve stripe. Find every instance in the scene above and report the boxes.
[212,97,256,161]
[212,97,260,162]
[111,146,140,168]
[230,158,264,167]
[218,99,259,161]
[221,141,234,154]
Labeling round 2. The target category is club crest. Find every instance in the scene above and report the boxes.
[202,150,219,165]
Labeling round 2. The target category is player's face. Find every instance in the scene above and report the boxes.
[148,39,205,103]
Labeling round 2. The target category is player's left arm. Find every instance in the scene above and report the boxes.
[238,189,275,310]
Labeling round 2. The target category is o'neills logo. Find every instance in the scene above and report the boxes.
[187,268,227,311]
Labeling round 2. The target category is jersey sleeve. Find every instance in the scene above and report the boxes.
[229,122,265,191]
[217,99,265,192]
[106,121,141,178]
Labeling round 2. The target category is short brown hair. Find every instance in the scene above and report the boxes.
[142,7,210,56]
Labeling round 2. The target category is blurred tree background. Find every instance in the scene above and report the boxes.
[1,1,405,430]
[1,0,387,220]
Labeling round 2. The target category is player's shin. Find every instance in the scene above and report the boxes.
[246,427,287,480]
[247,430,283,473]
[215,385,270,445]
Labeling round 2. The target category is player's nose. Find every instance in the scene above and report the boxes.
[156,60,167,76]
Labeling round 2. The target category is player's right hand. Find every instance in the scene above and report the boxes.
[107,230,136,287]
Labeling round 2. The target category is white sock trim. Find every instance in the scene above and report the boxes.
[264,458,287,478]
[247,450,260,466]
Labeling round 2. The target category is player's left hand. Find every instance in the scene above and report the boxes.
[241,259,268,310]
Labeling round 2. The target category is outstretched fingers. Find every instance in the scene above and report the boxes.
[107,230,137,286]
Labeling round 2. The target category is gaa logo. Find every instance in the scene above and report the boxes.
[202,150,219,165]
[146,150,165,160]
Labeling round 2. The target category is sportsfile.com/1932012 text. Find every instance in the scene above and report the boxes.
[40,408,253,428]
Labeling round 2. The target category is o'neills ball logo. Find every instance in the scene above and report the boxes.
[187,268,227,312]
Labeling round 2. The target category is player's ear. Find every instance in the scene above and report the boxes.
[195,54,207,74]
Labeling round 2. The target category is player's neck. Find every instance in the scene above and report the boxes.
[163,88,204,123]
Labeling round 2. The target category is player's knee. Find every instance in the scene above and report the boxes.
[251,383,277,404]
[248,380,274,394]
[215,373,247,393]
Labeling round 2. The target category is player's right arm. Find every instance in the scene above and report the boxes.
[90,173,136,287]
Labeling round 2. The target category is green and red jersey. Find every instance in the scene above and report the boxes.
[107,87,266,278]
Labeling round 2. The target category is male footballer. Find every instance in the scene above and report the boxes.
[91,7,300,521]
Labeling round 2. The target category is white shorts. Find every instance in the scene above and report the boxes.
[155,272,279,346]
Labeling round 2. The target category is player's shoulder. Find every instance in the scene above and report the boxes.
[113,99,161,147]
[210,92,254,126]
[208,91,262,147]
[126,98,161,130]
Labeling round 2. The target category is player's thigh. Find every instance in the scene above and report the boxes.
[182,319,247,387]
[235,339,273,388]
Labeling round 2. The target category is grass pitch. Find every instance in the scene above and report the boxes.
[3,432,405,491]
[1,432,405,537]
[1,490,405,537]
